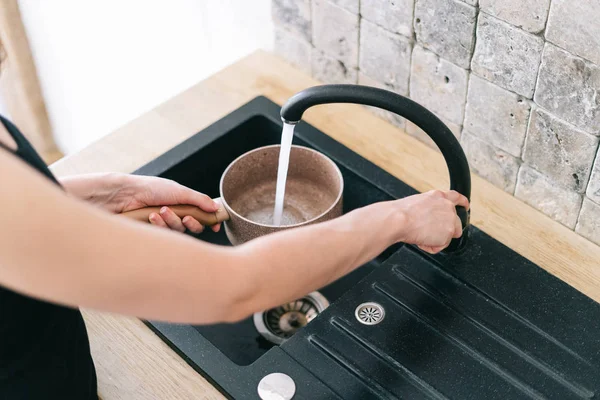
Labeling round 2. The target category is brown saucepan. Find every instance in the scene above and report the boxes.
[121,145,344,245]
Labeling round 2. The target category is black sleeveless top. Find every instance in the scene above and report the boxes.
[0,115,98,399]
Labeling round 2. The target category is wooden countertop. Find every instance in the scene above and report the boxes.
[50,50,600,400]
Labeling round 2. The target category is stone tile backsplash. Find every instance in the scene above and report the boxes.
[271,0,600,246]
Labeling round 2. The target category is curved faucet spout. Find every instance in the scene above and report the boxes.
[281,84,471,252]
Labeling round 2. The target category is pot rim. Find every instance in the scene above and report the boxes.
[219,144,344,229]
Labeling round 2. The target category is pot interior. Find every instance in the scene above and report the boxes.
[220,145,343,227]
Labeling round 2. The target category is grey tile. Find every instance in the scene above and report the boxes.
[358,73,406,129]
[461,131,520,193]
[413,0,477,68]
[523,107,599,193]
[359,19,412,93]
[361,0,415,37]
[586,152,600,204]
[405,115,461,150]
[464,74,531,157]
[471,13,544,98]
[515,165,583,229]
[312,48,358,83]
[546,0,600,66]
[576,198,600,246]
[534,43,600,135]
[312,0,359,68]
[479,0,551,33]
[410,45,469,125]
[272,0,312,42]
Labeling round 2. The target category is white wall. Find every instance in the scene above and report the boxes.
[0,90,7,117]
[18,0,273,155]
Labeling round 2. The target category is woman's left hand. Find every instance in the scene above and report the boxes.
[60,173,221,233]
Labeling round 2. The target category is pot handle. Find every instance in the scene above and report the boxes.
[120,198,229,226]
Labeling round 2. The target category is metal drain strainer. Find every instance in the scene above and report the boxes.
[355,302,385,325]
[254,291,329,345]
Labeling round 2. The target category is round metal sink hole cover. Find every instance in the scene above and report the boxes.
[254,291,329,345]
[257,372,296,400]
[355,302,385,325]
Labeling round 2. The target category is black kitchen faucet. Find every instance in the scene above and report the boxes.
[281,84,471,251]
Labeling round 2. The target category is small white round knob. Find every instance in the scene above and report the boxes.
[257,372,296,400]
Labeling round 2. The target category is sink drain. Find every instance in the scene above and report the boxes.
[355,302,385,325]
[254,291,329,345]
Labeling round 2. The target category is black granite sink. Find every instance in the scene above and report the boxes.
[135,96,600,399]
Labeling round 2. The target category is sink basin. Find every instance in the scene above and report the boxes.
[135,96,600,399]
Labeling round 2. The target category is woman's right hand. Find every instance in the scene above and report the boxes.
[390,190,470,254]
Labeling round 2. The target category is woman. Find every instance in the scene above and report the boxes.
[0,40,468,399]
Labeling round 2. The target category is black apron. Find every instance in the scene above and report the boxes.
[0,115,98,399]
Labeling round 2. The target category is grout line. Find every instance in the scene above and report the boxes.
[574,201,584,231]
[468,2,480,74]
[539,1,600,68]
[406,21,416,97]
[530,41,546,104]
[514,162,526,197]
[583,143,600,197]
[479,8,546,39]
[572,195,586,231]
[400,0,420,133]
[522,107,536,148]
[533,103,599,138]
[516,109,538,196]
[461,3,479,137]
[545,40,600,68]
[360,2,415,41]
[471,72,532,101]
[536,0,553,40]
[410,0,417,45]
[543,0,554,29]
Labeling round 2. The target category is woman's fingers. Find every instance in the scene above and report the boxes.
[159,207,186,232]
[418,245,446,254]
[150,208,217,234]
[182,216,204,234]
[150,211,208,234]
[453,215,463,238]
[443,190,470,210]
[149,212,168,229]
[173,185,220,212]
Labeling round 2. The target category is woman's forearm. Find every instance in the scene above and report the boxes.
[229,203,403,320]
[57,171,405,320]
[59,172,129,211]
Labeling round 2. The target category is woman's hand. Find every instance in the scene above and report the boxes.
[59,173,220,233]
[390,189,469,254]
